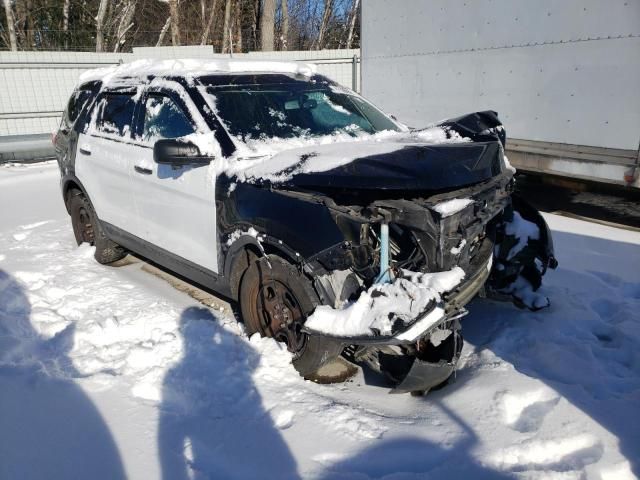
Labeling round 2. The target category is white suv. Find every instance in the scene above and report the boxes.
[54,59,556,394]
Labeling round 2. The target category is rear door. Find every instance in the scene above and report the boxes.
[75,90,141,236]
[127,85,219,273]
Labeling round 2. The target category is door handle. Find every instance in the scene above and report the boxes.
[79,147,91,156]
[134,165,153,175]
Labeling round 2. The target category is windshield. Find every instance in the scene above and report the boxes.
[204,83,400,142]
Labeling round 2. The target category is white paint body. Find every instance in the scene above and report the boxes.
[76,134,139,235]
[75,85,219,273]
[126,142,218,273]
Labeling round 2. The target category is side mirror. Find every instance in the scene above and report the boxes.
[153,139,214,166]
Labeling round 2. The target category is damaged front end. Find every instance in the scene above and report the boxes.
[298,173,510,393]
[220,111,557,394]
[300,182,557,394]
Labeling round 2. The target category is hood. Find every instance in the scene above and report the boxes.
[237,111,508,191]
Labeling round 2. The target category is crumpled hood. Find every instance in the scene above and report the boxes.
[237,111,508,191]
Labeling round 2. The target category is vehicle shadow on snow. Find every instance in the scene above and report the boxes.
[158,306,299,480]
[460,230,640,476]
[316,401,514,479]
[0,269,126,479]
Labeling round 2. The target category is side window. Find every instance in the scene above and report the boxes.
[142,95,195,142]
[67,90,93,124]
[95,93,136,137]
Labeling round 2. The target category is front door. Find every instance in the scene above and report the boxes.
[128,87,219,273]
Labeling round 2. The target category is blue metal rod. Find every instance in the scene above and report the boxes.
[377,222,392,283]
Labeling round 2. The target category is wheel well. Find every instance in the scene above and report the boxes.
[228,245,260,300]
[63,180,82,212]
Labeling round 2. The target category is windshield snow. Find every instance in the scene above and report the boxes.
[204,84,400,143]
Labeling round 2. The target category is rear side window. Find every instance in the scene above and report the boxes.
[67,90,93,124]
[142,95,195,141]
[94,93,136,137]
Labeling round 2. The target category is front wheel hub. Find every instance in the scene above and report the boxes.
[256,280,307,354]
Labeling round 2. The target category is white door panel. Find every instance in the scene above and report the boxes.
[130,145,218,272]
[75,133,138,234]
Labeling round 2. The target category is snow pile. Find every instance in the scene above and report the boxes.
[432,198,474,217]
[305,267,465,337]
[501,275,550,310]
[79,58,317,87]
[225,227,260,246]
[413,125,470,143]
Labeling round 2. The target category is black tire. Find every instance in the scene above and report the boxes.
[239,254,343,378]
[67,190,126,265]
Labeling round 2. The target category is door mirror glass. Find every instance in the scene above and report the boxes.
[153,139,213,166]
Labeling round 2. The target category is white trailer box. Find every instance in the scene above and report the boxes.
[361,0,640,187]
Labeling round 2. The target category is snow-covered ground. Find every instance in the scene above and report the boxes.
[1,161,638,480]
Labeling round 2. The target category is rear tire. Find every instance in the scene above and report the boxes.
[67,190,126,265]
[239,254,345,379]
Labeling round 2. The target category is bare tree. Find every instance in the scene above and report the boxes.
[95,0,109,52]
[234,8,242,51]
[113,0,136,52]
[200,0,219,46]
[345,0,359,49]
[62,0,70,49]
[260,0,275,51]
[315,0,334,50]
[280,0,288,50]
[221,0,232,53]
[3,0,17,50]
[156,16,171,46]
[168,0,180,46]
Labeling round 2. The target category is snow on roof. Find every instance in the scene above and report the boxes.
[78,58,318,86]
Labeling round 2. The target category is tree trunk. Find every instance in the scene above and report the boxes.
[157,16,171,47]
[251,0,259,51]
[3,0,17,51]
[169,0,180,46]
[316,0,334,50]
[25,0,34,48]
[235,11,242,52]
[62,0,70,49]
[200,0,219,46]
[113,0,136,52]
[222,0,231,53]
[14,0,26,48]
[95,0,108,52]
[346,0,359,49]
[280,0,288,50]
[259,0,275,51]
